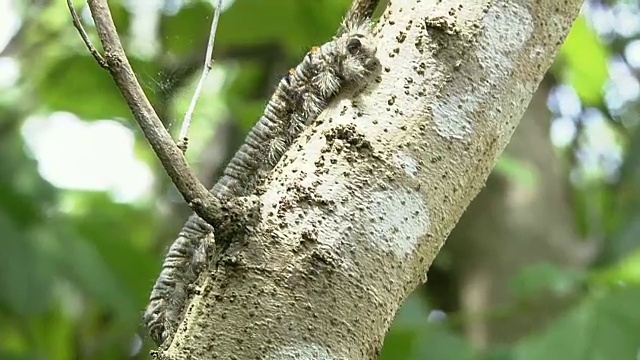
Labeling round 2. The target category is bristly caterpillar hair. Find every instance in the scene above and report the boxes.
[339,0,380,35]
[143,3,380,348]
[213,19,379,200]
[144,220,213,345]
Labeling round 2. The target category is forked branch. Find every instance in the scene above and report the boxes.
[67,0,221,225]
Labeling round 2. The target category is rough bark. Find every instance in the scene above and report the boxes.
[158,0,584,359]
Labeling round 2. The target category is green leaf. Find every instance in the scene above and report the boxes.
[38,55,129,119]
[0,132,54,228]
[414,326,476,360]
[494,155,539,190]
[481,345,515,360]
[160,1,342,58]
[63,192,158,308]
[108,1,132,33]
[510,263,584,300]
[572,181,609,244]
[379,327,419,360]
[160,1,214,56]
[592,250,640,285]
[0,353,43,360]
[0,211,54,315]
[37,220,137,320]
[214,0,311,53]
[293,0,348,46]
[381,294,431,360]
[30,307,75,360]
[602,124,640,263]
[559,16,608,106]
[514,286,640,360]
[48,1,129,36]
[382,294,477,360]
[225,65,271,131]
[38,55,160,120]
[0,182,43,229]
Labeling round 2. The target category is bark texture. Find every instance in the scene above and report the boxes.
[159,0,584,358]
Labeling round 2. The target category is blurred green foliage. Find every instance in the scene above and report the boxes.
[1,0,639,359]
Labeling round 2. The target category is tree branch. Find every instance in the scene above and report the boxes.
[73,0,222,225]
[66,0,107,68]
[157,0,584,359]
[177,0,223,152]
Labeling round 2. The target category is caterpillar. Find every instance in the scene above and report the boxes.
[143,5,380,348]
[340,0,380,35]
[212,20,378,200]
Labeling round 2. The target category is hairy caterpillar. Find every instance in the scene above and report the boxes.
[340,0,380,35]
[213,21,378,199]
[143,12,379,348]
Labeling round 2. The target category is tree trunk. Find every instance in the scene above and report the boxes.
[157,1,584,358]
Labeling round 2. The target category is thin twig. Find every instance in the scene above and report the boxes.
[177,0,224,153]
[81,0,221,225]
[66,0,108,69]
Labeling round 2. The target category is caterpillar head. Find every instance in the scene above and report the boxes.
[337,22,379,84]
